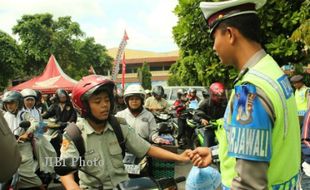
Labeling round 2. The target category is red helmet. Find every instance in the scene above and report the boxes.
[72,75,115,117]
[209,82,225,96]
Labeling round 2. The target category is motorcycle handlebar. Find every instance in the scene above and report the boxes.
[175,176,186,183]
[157,176,186,189]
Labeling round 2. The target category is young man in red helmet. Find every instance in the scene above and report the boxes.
[59,75,191,190]
[194,82,227,126]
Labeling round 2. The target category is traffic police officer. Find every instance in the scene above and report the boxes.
[188,0,301,189]
[290,74,310,124]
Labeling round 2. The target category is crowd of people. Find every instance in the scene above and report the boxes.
[0,0,309,189]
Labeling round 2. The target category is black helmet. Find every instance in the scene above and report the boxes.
[35,90,42,102]
[152,86,164,97]
[3,91,24,110]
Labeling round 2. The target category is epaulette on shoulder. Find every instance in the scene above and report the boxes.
[115,117,127,125]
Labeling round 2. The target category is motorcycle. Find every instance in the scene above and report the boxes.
[153,112,176,145]
[123,152,149,178]
[55,158,186,190]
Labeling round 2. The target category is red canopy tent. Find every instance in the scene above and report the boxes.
[11,55,77,94]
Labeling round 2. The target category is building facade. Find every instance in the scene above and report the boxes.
[108,48,179,87]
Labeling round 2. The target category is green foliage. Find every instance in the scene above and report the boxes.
[12,13,112,80]
[259,0,308,65]
[0,30,24,91]
[137,62,152,90]
[171,0,309,88]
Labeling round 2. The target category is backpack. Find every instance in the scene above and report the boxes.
[65,115,126,160]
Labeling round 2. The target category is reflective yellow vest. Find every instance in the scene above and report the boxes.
[217,54,301,189]
[295,85,309,116]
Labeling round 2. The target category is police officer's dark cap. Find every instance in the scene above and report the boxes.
[290,75,304,83]
[200,0,266,34]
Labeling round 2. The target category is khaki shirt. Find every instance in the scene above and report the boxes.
[60,118,151,189]
[144,96,169,112]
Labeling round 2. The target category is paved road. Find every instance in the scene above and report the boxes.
[174,158,193,190]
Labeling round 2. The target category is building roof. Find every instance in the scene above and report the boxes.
[107,48,179,60]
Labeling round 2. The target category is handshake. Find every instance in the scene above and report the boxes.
[178,147,213,168]
[188,147,213,168]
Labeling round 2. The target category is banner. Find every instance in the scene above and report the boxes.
[111,30,129,81]
[122,53,126,90]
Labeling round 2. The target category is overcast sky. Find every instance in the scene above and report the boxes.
[0,0,179,52]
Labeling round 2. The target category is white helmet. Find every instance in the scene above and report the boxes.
[124,84,145,100]
[21,88,37,99]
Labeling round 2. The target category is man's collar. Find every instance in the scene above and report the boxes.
[234,49,266,85]
[241,49,266,70]
[83,119,114,135]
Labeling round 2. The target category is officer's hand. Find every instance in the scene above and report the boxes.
[188,147,212,168]
[201,119,209,126]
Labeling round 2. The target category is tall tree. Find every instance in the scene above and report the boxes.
[12,13,112,80]
[170,0,309,88]
[137,62,152,90]
[0,30,24,91]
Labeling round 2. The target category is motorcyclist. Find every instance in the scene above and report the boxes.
[59,75,190,190]
[187,88,200,102]
[170,89,188,147]
[116,84,170,144]
[193,82,227,147]
[2,91,44,189]
[42,88,77,131]
[113,88,127,114]
[42,88,77,157]
[21,88,56,183]
[194,82,227,126]
[21,88,42,122]
[145,85,169,113]
[35,90,48,115]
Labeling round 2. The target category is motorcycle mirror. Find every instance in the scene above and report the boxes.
[54,158,79,176]
[19,121,31,130]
